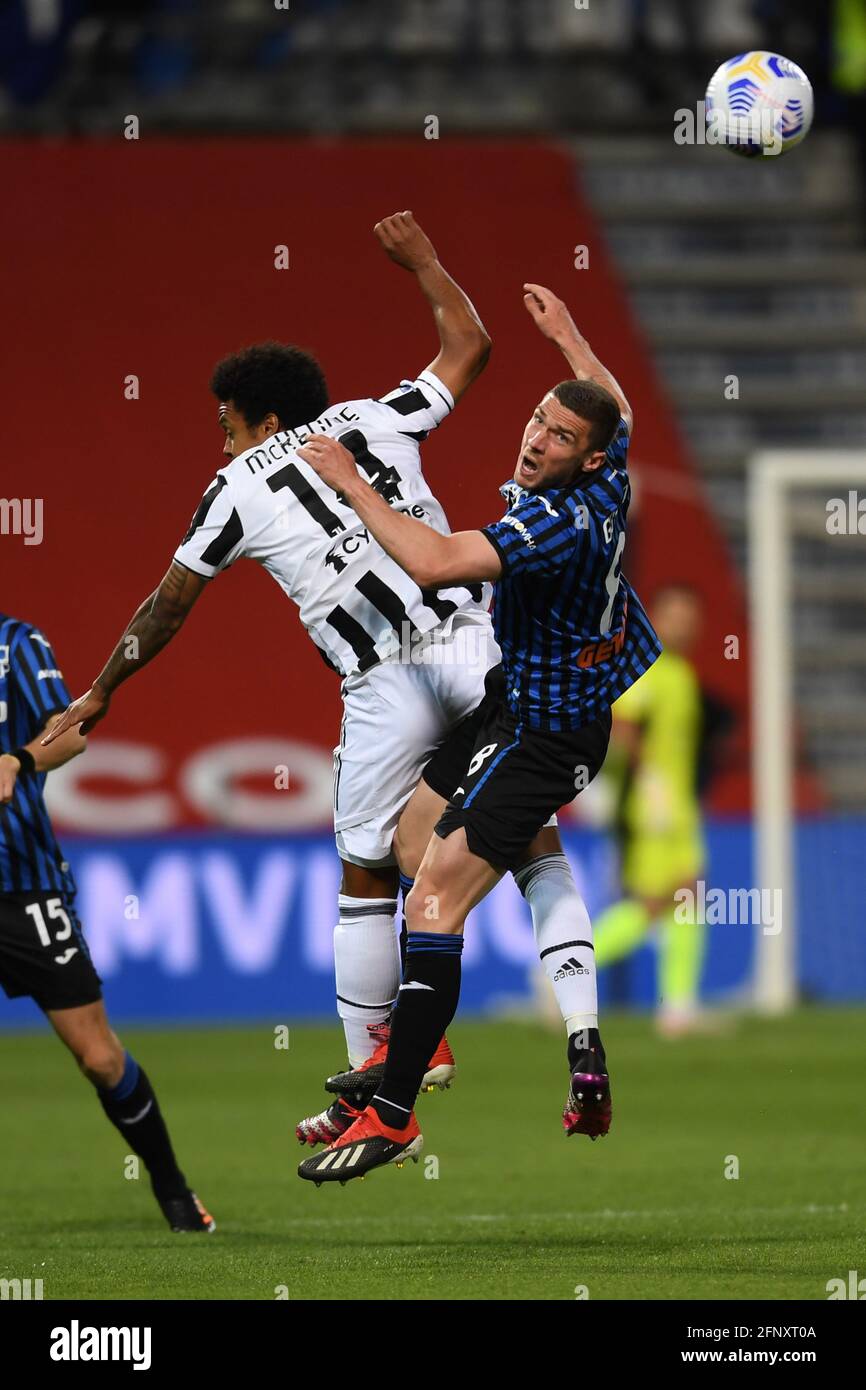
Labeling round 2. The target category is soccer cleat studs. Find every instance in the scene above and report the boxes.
[563,1045,613,1140]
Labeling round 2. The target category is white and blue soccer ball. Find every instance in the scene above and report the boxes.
[705,51,813,157]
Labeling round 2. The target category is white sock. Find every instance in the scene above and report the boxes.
[334,895,400,1067]
[514,854,598,1035]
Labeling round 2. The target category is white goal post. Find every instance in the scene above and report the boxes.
[748,450,866,1012]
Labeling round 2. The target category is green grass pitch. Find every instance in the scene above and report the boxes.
[2,1008,864,1301]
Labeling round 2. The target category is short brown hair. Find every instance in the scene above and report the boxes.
[551,379,621,452]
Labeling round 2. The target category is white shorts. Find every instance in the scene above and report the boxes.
[334,608,501,867]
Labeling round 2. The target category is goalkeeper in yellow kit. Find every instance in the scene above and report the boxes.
[594,585,711,1035]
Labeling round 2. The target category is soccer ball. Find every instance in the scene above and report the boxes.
[705,51,813,157]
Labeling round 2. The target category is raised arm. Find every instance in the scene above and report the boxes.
[523,284,633,433]
[375,211,491,403]
[42,561,208,744]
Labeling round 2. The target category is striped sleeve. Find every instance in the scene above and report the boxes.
[174,471,246,579]
[606,417,631,469]
[375,369,454,438]
[11,627,72,733]
[482,492,578,578]
[582,418,632,516]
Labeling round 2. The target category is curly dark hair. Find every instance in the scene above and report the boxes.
[551,379,622,453]
[209,341,329,430]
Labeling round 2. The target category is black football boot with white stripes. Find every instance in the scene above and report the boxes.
[298,1106,423,1185]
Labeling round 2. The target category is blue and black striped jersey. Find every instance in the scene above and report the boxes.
[0,614,75,895]
[481,419,661,732]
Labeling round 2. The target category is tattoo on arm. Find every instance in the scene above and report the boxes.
[96,563,207,694]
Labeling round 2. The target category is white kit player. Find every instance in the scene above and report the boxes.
[48,215,603,1148]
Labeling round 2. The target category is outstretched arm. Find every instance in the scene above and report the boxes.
[0,714,87,804]
[298,436,501,589]
[42,561,208,744]
[375,211,491,403]
[523,283,633,433]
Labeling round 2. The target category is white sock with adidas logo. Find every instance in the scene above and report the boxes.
[514,853,598,1033]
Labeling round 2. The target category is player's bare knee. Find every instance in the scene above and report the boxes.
[78,1035,125,1089]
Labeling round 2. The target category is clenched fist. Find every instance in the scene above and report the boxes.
[374,211,438,272]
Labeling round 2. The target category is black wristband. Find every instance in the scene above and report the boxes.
[9,747,36,775]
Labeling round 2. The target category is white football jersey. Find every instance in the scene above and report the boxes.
[174,370,491,678]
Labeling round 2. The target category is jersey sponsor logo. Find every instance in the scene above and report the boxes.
[37,669,63,680]
[0,645,8,680]
[324,505,430,574]
[575,595,629,669]
[324,530,369,573]
[501,515,536,548]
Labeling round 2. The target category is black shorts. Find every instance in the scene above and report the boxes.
[0,890,102,1012]
[423,665,611,872]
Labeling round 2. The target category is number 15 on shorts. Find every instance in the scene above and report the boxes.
[25,897,79,966]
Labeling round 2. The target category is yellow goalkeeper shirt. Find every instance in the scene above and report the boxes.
[613,649,702,843]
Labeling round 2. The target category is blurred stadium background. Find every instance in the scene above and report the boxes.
[2,0,865,1029]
